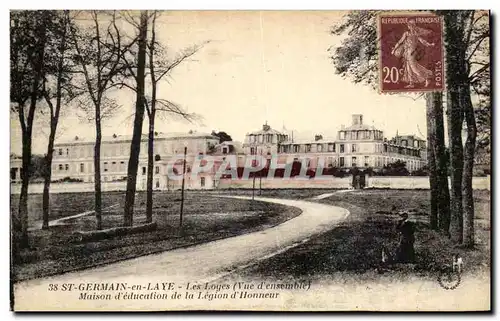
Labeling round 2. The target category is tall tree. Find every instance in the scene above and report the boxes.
[460,11,489,247]
[41,11,79,229]
[143,12,204,223]
[70,11,132,229]
[329,11,450,231]
[123,10,149,227]
[111,12,204,223]
[443,11,467,244]
[11,11,51,250]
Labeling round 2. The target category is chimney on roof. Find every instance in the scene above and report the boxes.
[74,136,79,141]
[113,133,117,138]
[315,134,323,141]
[262,122,270,131]
[352,114,363,126]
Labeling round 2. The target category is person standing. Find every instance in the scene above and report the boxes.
[395,211,415,263]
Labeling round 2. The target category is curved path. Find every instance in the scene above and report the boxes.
[14,196,349,311]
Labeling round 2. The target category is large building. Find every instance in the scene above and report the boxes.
[49,131,220,189]
[10,114,427,189]
[242,114,427,171]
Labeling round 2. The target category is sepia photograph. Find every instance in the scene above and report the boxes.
[9,8,491,311]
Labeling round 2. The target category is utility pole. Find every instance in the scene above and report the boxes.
[180,146,187,227]
[252,174,256,200]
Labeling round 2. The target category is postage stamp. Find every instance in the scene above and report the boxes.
[378,14,444,93]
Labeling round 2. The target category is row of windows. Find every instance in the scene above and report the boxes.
[56,162,160,175]
[247,134,288,144]
[339,130,384,141]
[56,141,214,159]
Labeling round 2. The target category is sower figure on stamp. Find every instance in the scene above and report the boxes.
[391,19,435,88]
[395,211,415,263]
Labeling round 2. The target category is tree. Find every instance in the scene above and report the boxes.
[41,11,79,229]
[142,12,205,223]
[70,11,133,229]
[115,11,205,224]
[123,10,149,227]
[329,11,449,230]
[212,131,233,143]
[11,10,52,251]
[330,11,489,245]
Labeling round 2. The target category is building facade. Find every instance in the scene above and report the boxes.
[49,131,220,190]
[243,114,427,172]
[10,114,427,190]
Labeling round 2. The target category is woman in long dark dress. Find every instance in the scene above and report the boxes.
[395,212,415,263]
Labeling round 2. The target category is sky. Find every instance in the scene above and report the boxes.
[10,10,428,155]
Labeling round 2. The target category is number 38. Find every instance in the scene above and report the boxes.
[382,66,401,83]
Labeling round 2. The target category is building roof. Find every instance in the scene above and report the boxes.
[55,131,219,145]
[247,128,285,136]
[341,124,379,131]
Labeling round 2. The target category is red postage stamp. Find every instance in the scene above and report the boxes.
[378,14,444,93]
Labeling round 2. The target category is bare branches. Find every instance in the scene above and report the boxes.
[155,98,203,124]
[155,41,210,83]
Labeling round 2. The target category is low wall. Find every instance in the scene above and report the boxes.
[366,176,490,190]
[217,177,353,189]
[10,175,490,194]
[10,181,128,195]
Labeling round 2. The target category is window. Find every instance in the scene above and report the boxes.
[293,145,299,153]
[340,144,345,153]
[66,148,69,156]
[352,144,357,152]
[364,156,369,167]
[339,157,345,167]
[58,149,63,156]
[305,144,311,152]
[155,180,160,188]
[65,164,69,171]
[222,147,228,154]
[59,164,63,171]
[352,157,357,167]
[384,144,388,152]
[80,163,84,173]
[104,162,108,172]
[250,147,256,155]
[339,132,345,140]
[142,167,146,175]
[200,177,205,187]
[155,166,160,174]
[327,144,333,152]
[351,132,356,140]
[317,144,323,152]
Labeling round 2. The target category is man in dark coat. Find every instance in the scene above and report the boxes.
[395,212,415,263]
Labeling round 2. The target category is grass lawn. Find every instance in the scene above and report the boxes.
[12,191,301,282]
[230,189,490,282]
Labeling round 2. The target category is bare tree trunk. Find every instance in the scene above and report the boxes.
[462,84,477,247]
[425,93,438,230]
[18,129,32,248]
[42,128,56,229]
[445,13,465,244]
[431,92,451,234]
[146,116,155,223]
[17,16,48,247]
[94,117,103,230]
[42,14,68,229]
[124,11,148,227]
